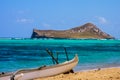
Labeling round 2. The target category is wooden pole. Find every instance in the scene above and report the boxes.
[51,50,55,64]
[46,49,59,64]
[64,47,69,61]
[56,52,59,61]
[64,47,74,73]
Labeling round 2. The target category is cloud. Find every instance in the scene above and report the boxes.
[41,23,51,29]
[95,16,107,24]
[17,10,26,14]
[42,23,51,27]
[17,9,30,14]
[17,18,34,23]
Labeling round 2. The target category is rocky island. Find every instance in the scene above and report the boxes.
[31,23,114,39]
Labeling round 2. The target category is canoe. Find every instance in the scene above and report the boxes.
[0,54,78,80]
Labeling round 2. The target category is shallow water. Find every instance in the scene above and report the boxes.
[0,39,120,72]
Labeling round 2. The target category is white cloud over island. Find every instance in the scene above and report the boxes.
[95,16,107,24]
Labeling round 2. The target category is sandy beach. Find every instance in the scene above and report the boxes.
[35,67,120,80]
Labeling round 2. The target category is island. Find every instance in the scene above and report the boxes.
[31,23,114,39]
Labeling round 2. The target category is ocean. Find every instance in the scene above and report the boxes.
[0,39,120,72]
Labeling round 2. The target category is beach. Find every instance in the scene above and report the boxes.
[0,39,120,80]
[35,67,120,80]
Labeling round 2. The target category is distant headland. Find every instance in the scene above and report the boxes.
[31,23,114,39]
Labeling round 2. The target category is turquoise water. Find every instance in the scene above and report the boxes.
[0,39,120,72]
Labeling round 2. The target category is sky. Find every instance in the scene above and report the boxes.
[0,0,120,39]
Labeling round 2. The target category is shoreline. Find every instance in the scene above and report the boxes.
[35,67,120,80]
[75,65,120,72]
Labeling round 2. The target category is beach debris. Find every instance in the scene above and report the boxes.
[95,68,101,72]
[0,72,5,75]
[115,76,120,79]
[97,68,101,71]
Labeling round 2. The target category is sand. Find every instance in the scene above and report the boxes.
[34,67,120,80]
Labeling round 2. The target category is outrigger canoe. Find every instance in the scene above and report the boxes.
[0,54,78,80]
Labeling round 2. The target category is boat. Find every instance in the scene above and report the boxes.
[0,54,78,80]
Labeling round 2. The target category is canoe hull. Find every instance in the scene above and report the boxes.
[0,55,78,80]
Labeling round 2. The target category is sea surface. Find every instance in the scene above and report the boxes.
[0,39,120,72]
